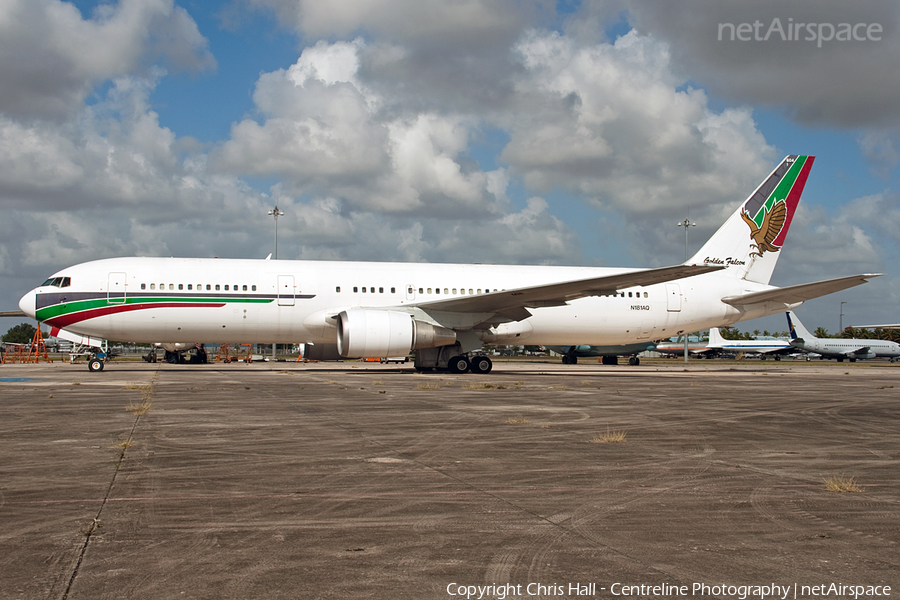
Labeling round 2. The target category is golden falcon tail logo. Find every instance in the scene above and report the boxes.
[741,199,787,258]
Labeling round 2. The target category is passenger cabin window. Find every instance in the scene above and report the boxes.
[178,284,183,290]
[252,285,257,291]
[242,285,247,291]
[336,286,341,293]
[215,284,220,291]
[150,284,156,290]
[224,285,229,291]
[141,283,146,290]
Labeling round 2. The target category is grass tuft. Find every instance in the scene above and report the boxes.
[824,475,862,493]
[126,401,152,416]
[592,427,627,444]
[417,382,440,390]
[506,416,530,424]
[463,382,495,390]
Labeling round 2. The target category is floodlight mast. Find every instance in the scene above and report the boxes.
[267,206,285,259]
[677,218,696,362]
[267,206,285,361]
[677,218,696,262]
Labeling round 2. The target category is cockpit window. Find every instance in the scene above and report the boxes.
[41,277,71,288]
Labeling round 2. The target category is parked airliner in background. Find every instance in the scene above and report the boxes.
[786,311,900,362]
[18,155,880,373]
[673,327,793,359]
[544,342,657,365]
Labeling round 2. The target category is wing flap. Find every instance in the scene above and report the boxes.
[722,274,881,308]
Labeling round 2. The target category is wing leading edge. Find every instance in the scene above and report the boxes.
[409,264,724,323]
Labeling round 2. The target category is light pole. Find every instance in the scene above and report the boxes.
[267,206,284,361]
[677,218,696,261]
[840,301,847,333]
[268,206,285,259]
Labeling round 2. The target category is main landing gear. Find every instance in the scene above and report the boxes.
[415,344,492,374]
[448,354,493,374]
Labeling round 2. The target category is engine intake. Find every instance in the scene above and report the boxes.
[336,309,456,358]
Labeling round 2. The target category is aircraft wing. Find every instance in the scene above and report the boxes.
[848,346,872,356]
[721,273,881,308]
[759,346,794,355]
[850,323,900,329]
[410,264,723,322]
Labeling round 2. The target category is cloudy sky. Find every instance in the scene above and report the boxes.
[2,0,899,335]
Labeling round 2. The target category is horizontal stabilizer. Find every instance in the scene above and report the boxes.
[0,310,27,317]
[414,264,724,322]
[722,274,881,308]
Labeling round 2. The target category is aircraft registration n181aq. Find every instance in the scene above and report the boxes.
[18,155,881,373]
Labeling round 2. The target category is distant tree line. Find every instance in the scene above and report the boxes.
[719,325,900,342]
[2,323,37,344]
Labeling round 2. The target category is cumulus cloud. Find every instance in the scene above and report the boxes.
[211,39,508,216]
[501,29,777,222]
[624,0,900,127]
[0,0,214,120]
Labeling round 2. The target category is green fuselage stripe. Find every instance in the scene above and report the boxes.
[35,295,272,322]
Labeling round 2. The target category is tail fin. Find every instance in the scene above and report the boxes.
[708,327,725,346]
[688,155,814,284]
[785,311,813,341]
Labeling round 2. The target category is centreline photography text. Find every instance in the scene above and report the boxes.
[445,582,892,599]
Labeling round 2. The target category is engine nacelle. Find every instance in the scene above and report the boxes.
[336,309,456,358]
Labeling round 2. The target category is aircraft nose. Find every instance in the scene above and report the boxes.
[18,289,36,319]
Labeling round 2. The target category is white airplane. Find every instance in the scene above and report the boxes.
[668,327,793,359]
[18,155,880,373]
[786,311,900,362]
[544,342,657,365]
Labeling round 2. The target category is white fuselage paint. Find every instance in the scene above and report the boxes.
[25,256,778,348]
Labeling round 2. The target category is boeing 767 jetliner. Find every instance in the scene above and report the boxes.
[18,156,880,373]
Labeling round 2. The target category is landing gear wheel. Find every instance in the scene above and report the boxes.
[448,355,470,374]
[88,358,104,372]
[628,356,640,366]
[470,356,493,374]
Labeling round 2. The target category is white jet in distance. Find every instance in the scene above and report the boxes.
[18,155,880,373]
[656,327,793,359]
[786,311,900,362]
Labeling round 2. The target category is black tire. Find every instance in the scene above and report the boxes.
[470,356,492,374]
[448,355,470,374]
[88,358,104,372]
[628,356,639,366]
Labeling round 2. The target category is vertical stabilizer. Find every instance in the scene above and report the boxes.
[708,327,725,346]
[785,311,814,341]
[688,155,814,284]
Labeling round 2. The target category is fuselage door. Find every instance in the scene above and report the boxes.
[665,283,682,312]
[277,275,295,306]
[108,272,126,304]
[406,284,416,301]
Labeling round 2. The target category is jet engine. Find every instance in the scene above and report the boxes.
[336,309,456,358]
